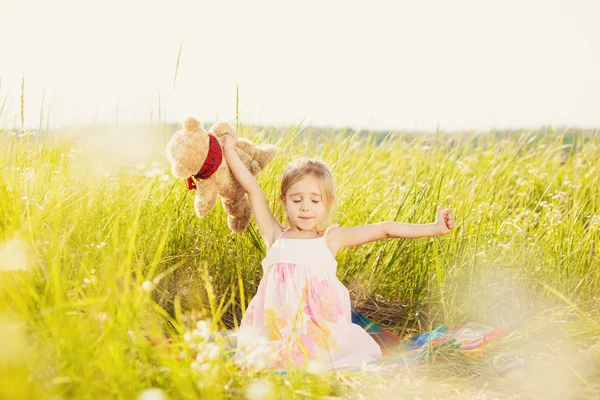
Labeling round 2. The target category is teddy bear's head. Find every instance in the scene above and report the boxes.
[165,117,212,179]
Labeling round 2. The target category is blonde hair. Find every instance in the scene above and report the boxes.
[280,158,336,226]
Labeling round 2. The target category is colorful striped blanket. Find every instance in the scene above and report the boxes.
[350,307,521,369]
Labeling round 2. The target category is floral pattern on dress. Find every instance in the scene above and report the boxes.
[264,309,287,341]
[282,332,316,366]
[273,262,297,285]
[307,319,339,352]
[304,276,344,323]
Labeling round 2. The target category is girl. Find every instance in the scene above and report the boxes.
[222,134,455,370]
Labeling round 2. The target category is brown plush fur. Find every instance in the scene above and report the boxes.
[165,117,277,232]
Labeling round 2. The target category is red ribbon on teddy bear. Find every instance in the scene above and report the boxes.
[185,134,223,190]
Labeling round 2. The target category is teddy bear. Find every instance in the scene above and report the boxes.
[165,117,277,233]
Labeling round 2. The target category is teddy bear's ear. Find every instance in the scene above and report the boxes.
[183,117,204,132]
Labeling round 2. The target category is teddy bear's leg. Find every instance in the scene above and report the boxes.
[221,194,251,233]
[235,139,263,160]
[253,145,278,169]
[235,148,262,176]
[194,178,219,218]
[236,139,278,170]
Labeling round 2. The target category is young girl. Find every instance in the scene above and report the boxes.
[222,134,455,370]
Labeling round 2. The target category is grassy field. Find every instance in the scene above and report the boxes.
[1,119,599,399]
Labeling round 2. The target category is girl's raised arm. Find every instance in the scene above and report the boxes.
[328,204,454,253]
[222,135,282,246]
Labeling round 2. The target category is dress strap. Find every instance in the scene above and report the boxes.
[277,225,291,239]
[322,224,339,238]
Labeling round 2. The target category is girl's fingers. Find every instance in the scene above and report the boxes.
[440,206,455,230]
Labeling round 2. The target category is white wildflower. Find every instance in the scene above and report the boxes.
[141,281,154,292]
[190,360,202,371]
[245,379,273,400]
[205,343,220,360]
[195,320,211,339]
[199,363,210,372]
[137,388,167,400]
[96,312,109,322]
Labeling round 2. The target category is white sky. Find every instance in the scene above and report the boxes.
[1,0,599,132]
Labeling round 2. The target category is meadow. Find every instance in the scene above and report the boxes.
[1,115,599,398]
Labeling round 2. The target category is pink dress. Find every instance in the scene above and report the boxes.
[234,226,382,370]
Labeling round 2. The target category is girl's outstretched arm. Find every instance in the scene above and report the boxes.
[222,135,282,245]
[328,204,455,252]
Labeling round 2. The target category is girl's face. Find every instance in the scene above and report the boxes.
[280,176,327,233]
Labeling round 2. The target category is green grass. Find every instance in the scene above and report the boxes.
[1,121,599,399]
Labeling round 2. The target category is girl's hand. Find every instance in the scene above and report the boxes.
[223,133,238,150]
[435,204,455,235]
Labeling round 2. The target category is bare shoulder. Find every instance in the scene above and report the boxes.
[324,225,343,257]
